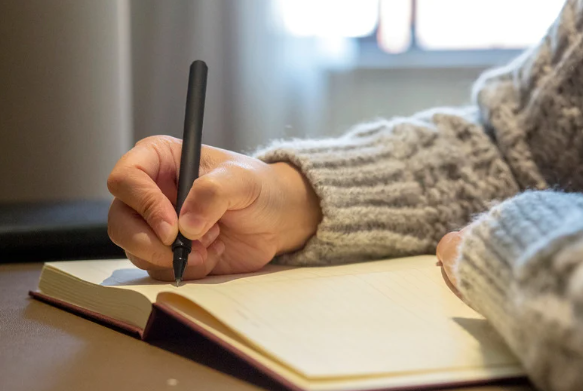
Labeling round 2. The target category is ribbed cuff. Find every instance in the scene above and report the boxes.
[254,138,346,265]
[253,121,439,265]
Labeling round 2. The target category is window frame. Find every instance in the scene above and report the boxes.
[356,40,523,69]
[356,0,532,69]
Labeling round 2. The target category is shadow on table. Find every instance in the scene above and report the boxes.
[145,305,289,391]
[23,297,287,391]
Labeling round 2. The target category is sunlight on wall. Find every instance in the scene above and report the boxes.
[279,0,566,52]
[417,0,565,50]
[278,0,378,37]
[378,0,411,53]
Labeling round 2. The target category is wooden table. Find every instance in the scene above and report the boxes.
[0,263,534,391]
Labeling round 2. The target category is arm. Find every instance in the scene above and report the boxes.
[257,0,583,266]
[456,191,583,391]
[255,107,520,265]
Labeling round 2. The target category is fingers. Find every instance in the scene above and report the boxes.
[107,137,181,245]
[436,232,461,264]
[440,266,463,300]
[178,161,261,240]
[436,231,464,291]
[108,198,205,269]
[147,239,226,281]
[110,196,225,281]
[199,224,220,247]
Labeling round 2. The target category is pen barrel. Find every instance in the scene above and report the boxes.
[175,60,208,216]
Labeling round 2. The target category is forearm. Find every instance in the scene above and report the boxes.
[255,107,519,265]
[456,191,583,391]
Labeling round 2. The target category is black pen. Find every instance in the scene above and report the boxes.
[173,60,208,286]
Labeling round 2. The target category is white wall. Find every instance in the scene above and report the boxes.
[322,67,485,137]
[0,0,131,202]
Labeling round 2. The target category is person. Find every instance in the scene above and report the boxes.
[106,1,583,390]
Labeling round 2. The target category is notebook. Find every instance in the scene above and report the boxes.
[30,255,525,391]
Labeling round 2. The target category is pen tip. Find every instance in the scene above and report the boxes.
[175,279,181,287]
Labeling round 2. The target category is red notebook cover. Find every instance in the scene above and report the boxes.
[29,291,527,391]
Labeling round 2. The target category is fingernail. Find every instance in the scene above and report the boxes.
[180,213,205,237]
[157,221,174,243]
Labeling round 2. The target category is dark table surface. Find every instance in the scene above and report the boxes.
[0,262,535,391]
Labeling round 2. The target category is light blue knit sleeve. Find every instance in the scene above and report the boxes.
[456,191,583,391]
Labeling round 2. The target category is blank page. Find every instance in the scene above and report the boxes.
[46,256,521,380]
[163,293,522,391]
[160,256,521,379]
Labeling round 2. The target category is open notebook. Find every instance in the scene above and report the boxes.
[31,255,524,391]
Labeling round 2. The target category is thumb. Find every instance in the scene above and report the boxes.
[178,163,261,240]
[436,231,463,290]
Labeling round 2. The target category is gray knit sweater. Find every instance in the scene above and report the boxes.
[255,1,583,390]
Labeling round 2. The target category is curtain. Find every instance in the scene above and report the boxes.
[129,0,345,152]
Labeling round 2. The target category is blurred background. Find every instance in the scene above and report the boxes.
[0,0,564,203]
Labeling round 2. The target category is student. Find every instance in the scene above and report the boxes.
[107,1,583,390]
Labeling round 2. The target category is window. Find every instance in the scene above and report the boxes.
[384,0,565,53]
[278,0,379,38]
[278,0,566,67]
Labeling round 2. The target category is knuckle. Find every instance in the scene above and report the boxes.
[135,135,163,147]
[197,176,222,199]
[140,192,162,223]
[136,135,181,149]
[134,136,155,147]
[106,170,126,196]
[225,161,262,204]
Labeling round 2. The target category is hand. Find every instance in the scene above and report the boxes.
[436,228,467,297]
[107,136,322,281]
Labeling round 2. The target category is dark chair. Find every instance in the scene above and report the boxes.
[0,200,124,263]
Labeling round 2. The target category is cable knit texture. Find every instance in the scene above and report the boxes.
[255,0,583,266]
[456,191,583,391]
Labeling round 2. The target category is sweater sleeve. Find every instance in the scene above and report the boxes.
[255,108,519,265]
[473,0,583,191]
[456,191,583,391]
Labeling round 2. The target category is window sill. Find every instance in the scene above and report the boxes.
[355,43,524,69]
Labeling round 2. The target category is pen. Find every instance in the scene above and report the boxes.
[173,60,208,286]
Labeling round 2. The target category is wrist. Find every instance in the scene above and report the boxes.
[270,162,322,255]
